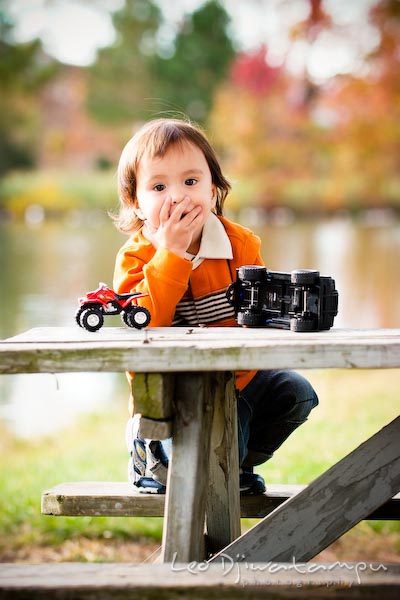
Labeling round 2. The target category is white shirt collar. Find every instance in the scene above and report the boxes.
[185,212,233,269]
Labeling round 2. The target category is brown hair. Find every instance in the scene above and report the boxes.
[113,118,231,233]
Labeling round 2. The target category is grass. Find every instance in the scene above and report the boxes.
[0,369,399,561]
[0,399,164,555]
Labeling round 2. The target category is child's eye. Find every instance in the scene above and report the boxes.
[185,178,197,186]
[153,184,165,192]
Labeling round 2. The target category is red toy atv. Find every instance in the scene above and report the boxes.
[75,283,151,332]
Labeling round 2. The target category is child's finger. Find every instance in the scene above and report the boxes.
[180,205,202,225]
[170,196,194,221]
[160,196,172,222]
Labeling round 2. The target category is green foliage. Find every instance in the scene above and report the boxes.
[0,170,117,217]
[86,0,162,124]
[87,0,235,125]
[0,4,59,175]
[149,1,235,121]
[0,133,35,174]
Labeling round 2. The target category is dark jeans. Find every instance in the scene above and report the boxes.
[237,370,318,469]
[155,369,318,473]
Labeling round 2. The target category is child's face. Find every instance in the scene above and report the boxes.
[135,141,216,248]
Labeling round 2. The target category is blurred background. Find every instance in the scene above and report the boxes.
[0,0,399,563]
[0,0,399,434]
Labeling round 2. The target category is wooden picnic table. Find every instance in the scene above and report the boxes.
[0,326,399,598]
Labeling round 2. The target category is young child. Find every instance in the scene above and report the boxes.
[113,117,318,495]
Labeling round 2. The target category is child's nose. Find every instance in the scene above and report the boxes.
[171,191,188,205]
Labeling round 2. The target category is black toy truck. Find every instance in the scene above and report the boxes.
[226,265,338,332]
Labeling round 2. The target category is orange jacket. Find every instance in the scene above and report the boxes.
[113,216,264,393]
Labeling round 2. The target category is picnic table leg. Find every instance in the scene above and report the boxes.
[205,372,241,555]
[161,372,214,563]
[209,414,400,563]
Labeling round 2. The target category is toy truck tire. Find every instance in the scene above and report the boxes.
[226,282,235,305]
[122,306,151,329]
[237,310,264,327]
[290,317,317,332]
[291,269,319,285]
[238,265,267,282]
[80,307,104,332]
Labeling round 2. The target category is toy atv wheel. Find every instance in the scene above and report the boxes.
[122,306,151,329]
[238,265,267,283]
[290,317,317,332]
[80,307,104,332]
[75,306,86,328]
[291,270,319,285]
[237,310,264,327]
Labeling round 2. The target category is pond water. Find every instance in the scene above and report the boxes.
[1,214,400,438]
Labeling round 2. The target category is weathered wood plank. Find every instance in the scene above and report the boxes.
[137,417,172,439]
[41,482,165,518]
[210,415,400,564]
[6,326,400,343]
[133,373,174,421]
[1,562,399,599]
[1,327,399,373]
[206,372,241,553]
[161,372,215,563]
[41,482,400,519]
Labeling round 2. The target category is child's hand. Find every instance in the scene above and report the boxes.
[153,196,204,257]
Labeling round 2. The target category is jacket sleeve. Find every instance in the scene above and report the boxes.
[113,242,193,327]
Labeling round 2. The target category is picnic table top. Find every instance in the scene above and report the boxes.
[0,326,399,373]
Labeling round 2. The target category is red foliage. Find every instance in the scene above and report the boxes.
[230,45,281,96]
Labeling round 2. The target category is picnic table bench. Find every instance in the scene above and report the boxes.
[0,326,399,599]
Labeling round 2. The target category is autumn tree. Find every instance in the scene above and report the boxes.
[210,0,400,213]
[318,0,400,209]
[208,0,339,213]
[0,4,58,174]
[209,44,327,212]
